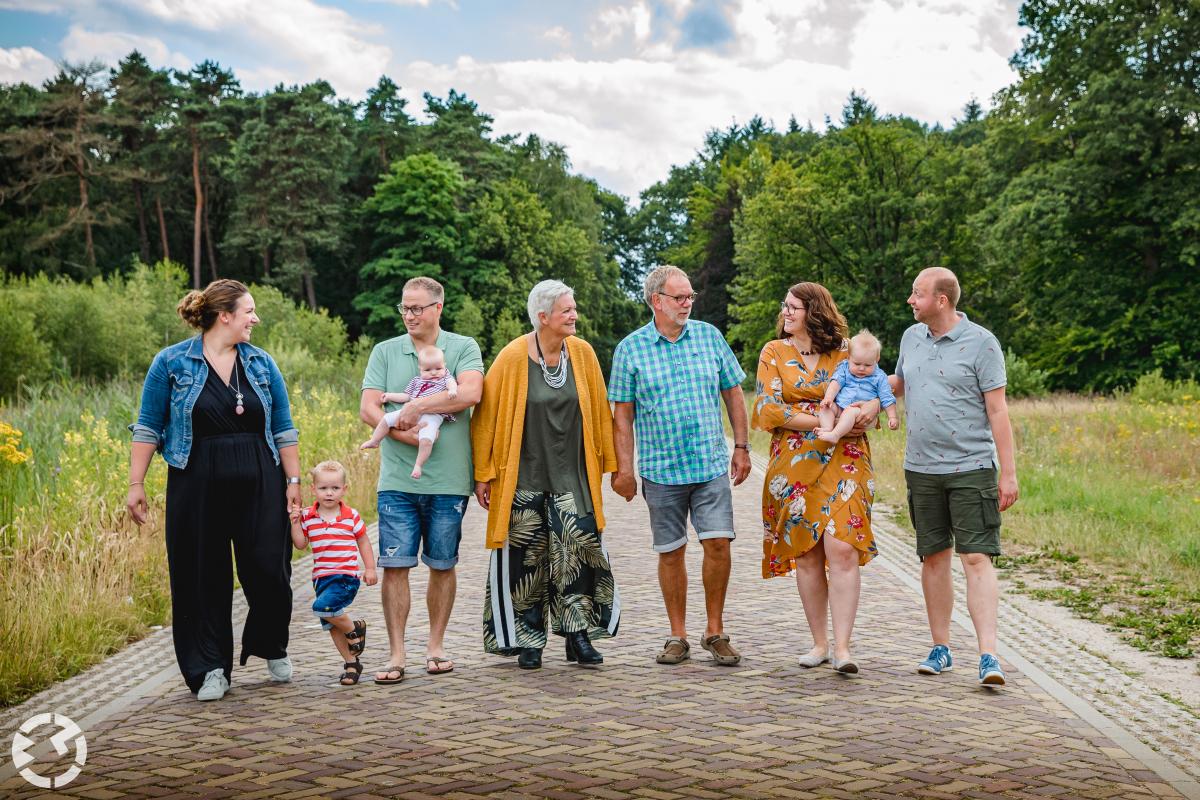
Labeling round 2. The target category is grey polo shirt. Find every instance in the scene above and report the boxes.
[895,312,1006,474]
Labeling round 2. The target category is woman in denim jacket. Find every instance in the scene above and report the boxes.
[126,279,302,702]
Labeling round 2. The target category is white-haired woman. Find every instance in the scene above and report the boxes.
[471,280,621,669]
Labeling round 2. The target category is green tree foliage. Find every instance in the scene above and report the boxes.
[108,52,176,265]
[226,81,351,309]
[978,0,1200,390]
[0,62,124,274]
[728,102,982,371]
[355,153,466,339]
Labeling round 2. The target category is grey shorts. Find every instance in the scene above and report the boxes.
[641,475,735,553]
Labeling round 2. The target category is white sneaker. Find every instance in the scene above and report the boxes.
[196,669,229,701]
[267,656,292,683]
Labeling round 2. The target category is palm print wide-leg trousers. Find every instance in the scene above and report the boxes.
[484,490,621,653]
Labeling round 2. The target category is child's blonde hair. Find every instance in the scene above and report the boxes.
[848,329,882,361]
[417,345,445,366]
[310,460,348,483]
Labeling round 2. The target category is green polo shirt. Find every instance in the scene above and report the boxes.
[362,330,484,496]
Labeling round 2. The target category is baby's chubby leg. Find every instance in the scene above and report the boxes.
[817,404,836,435]
[361,409,402,450]
[817,405,859,443]
[410,413,443,478]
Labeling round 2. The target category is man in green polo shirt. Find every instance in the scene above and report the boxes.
[360,276,484,683]
[891,267,1018,688]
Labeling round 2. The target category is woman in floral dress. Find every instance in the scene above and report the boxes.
[751,282,880,674]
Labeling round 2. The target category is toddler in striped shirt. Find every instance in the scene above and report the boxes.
[290,460,377,685]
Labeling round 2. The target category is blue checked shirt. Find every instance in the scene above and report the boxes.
[608,319,746,485]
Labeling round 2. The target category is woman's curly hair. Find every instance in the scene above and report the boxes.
[775,282,847,355]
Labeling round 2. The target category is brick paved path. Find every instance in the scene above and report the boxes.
[3,463,1197,799]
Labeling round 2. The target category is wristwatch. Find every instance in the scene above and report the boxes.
[287,476,301,485]
[733,443,751,451]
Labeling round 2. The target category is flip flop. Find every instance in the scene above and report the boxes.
[426,656,455,675]
[374,665,404,685]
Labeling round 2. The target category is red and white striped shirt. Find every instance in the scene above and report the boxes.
[301,502,366,579]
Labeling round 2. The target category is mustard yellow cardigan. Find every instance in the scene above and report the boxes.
[471,335,618,548]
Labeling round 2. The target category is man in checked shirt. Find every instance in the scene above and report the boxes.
[609,265,752,667]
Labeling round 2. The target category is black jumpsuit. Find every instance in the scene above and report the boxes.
[164,358,292,692]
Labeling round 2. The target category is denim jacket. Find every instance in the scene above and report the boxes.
[129,335,299,469]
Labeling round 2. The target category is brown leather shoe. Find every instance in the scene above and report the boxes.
[701,633,741,665]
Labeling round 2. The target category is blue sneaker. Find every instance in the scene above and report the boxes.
[917,644,953,675]
[978,653,1006,686]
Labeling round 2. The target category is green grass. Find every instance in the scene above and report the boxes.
[735,390,1200,663]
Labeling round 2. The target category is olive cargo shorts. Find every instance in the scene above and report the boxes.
[905,467,1001,558]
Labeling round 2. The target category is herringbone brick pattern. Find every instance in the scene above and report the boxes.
[2,472,1188,798]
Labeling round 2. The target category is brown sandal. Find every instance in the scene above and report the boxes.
[339,660,363,685]
[373,665,404,685]
[345,619,367,655]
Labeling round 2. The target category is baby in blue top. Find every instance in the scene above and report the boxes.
[816,329,899,443]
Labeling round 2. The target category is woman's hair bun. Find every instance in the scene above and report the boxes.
[177,290,207,328]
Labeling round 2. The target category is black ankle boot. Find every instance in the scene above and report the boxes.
[517,647,542,669]
[565,631,603,665]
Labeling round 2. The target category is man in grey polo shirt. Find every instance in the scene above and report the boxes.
[890,267,1018,687]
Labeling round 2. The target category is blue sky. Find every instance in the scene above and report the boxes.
[0,0,1025,197]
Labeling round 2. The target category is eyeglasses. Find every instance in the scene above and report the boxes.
[396,301,439,318]
[780,301,806,315]
[657,291,699,305]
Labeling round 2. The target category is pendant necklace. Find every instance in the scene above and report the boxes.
[230,361,245,415]
[790,337,817,357]
[534,333,568,389]
[205,347,245,414]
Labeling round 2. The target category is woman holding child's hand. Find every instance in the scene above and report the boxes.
[126,279,300,702]
[751,282,880,675]
[470,280,621,670]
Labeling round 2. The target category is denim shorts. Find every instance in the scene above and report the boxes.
[641,474,735,553]
[312,575,360,630]
[377,491,468,570]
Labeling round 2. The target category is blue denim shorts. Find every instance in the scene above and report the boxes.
[312,575,360,630]
[377,491,468,570]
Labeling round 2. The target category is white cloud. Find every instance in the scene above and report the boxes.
[395,0,1018,197]
[121,0,392,97]
[590,1,652,49]
[543,25,572,50]
[60,25,191,70]
[0,45,57,86]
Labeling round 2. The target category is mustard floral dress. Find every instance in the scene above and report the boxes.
[752,339,878,578]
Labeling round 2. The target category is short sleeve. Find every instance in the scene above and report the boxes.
[975,334,1006,392]
[875,368,897,407]
[607,340,635,402]
[715,333,747,390]
[455,337,485,377]
[831,360,851,384]
[362,343,388,391]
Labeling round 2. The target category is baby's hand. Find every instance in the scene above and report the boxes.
[888,418,899,430]
[819,397,833,410]
[447,386,458,399]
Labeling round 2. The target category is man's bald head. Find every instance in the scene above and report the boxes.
[916,267,961,308]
